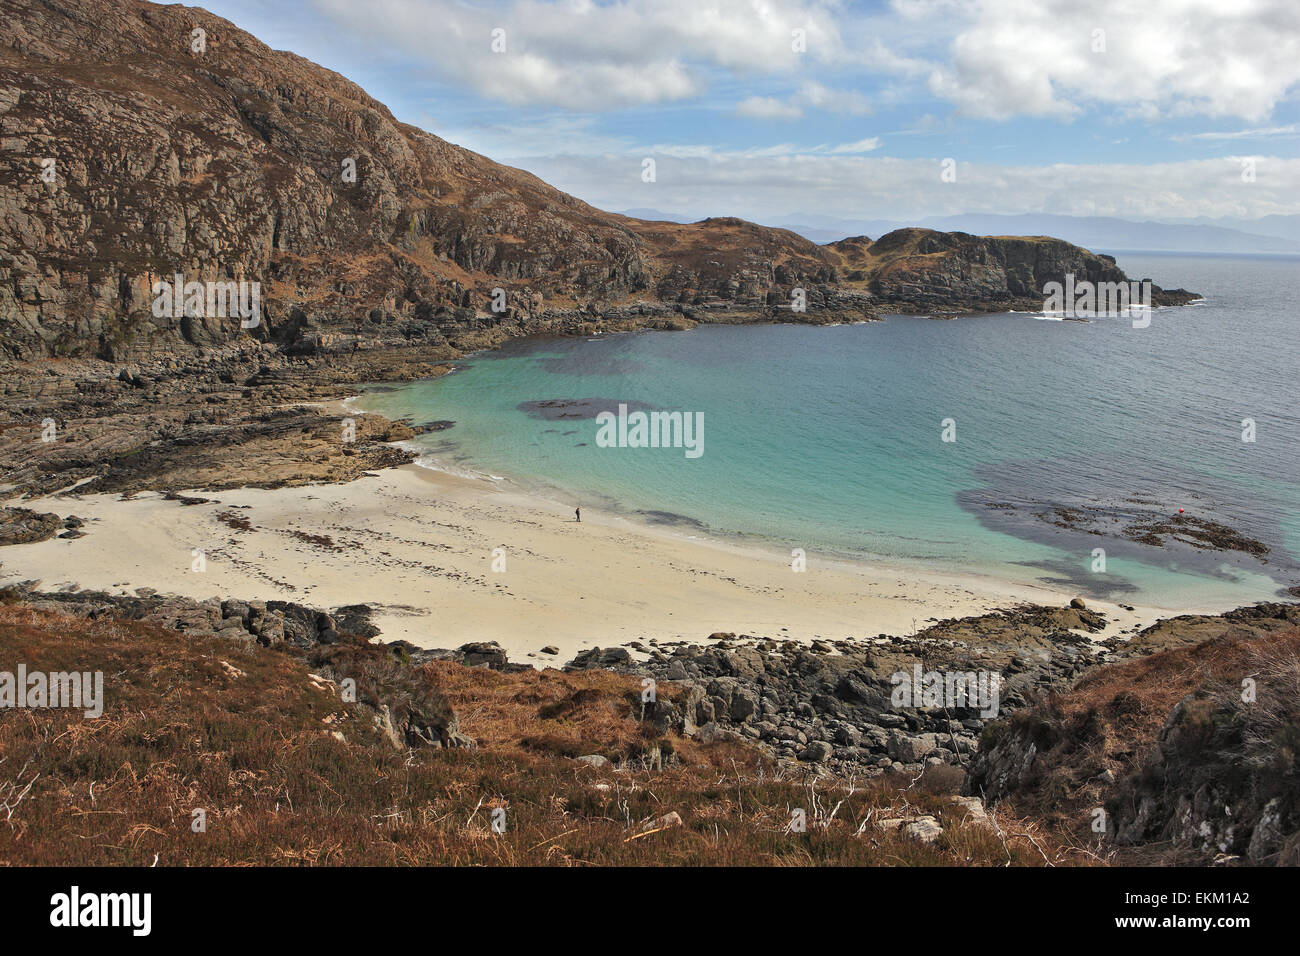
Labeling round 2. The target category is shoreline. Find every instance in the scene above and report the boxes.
[3,461,1205,664]
[346,365,1288,617]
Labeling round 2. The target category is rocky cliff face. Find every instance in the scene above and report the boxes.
[0,0,870,365]
[0,0,1197,368]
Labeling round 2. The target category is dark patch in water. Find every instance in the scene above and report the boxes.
[635,509,708,531]
[518,398,659,421]
[959,456,1300,587]
[536,354,646,376]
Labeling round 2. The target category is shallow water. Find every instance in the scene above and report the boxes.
[356,252,1300,611]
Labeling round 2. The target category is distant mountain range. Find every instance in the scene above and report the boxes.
[1159,214,1300,245]
[620,209,1300,255]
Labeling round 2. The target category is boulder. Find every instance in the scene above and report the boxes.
[888,731,939,763]
[904,817,943,843]
[800,740,834,763]
[566,646,632,669]
[459,641,508,668]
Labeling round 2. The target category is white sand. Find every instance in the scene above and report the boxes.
[2,465,1168,662]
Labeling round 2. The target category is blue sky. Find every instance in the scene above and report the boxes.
[201,0,1299,223]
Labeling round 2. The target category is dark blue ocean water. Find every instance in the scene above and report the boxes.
[357,252,1300,611]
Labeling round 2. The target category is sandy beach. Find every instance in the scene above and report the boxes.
[1,463,1172,662]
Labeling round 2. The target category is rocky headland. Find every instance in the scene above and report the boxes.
[827,229,1198,314]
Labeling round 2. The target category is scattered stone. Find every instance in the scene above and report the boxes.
[162,491,212,506]
[888,731,938,763]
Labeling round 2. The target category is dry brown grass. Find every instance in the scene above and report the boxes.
[1040,627,1300,759]
[976,627,1300,852]
[0,605,1087,866]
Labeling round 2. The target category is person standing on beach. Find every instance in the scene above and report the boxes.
[575,506,581,522]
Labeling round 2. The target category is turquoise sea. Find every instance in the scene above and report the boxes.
[355,252,1300,611]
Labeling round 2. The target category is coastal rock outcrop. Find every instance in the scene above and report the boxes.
[828,229,1198,313]
[0,506,63,544]
[9,584,364,646]
[565,604,1112,775]
[0,343,428,496]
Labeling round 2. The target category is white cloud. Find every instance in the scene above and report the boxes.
[1174,125,1300,141]
[858,36,934,80]
[434,114,637,160]
[823,137,882,154]
[735,80,873,120]
[643,139,882,160]
[736,96,804,120]
[306,0,1299,121]
[795,80,872,115]
[921,0,1300,121]
[505,149,1300,222]
[311,0,846,110]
